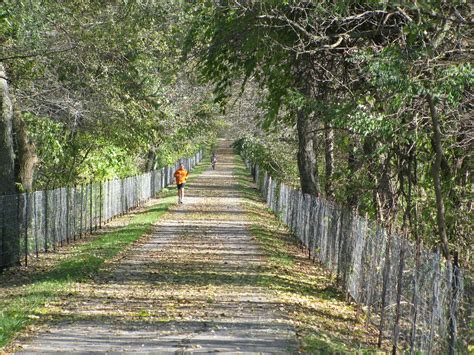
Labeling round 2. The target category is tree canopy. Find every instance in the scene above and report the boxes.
[0,0,221,191]
[0,0,472,351]
[184,0,472,261]
[0,0,472,340]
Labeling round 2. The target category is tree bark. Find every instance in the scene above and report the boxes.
[295,54,321,197]
[427,94,451,263]
[324,123,334,198]
[427,94,459,354]
[12,97,37,192]
[296,108,320,196]
[0,63,16,195]
[0,63,20,268]
[145,146,156,172]
[346,144,357,207]
[378,155,394,222]
[346,138,363,209]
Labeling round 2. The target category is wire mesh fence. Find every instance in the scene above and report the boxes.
[0,151,202,271]
[249,162,464,353]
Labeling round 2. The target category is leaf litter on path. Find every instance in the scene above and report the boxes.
[8,142,381,353]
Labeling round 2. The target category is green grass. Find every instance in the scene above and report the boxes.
[0,161,208,349]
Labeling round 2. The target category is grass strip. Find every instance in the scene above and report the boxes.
[233,155,381,353]
[0,161,208,349]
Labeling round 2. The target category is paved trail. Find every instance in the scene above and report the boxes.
[16,141,298,353]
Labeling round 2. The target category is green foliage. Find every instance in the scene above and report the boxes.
[1,4,472,347]
[184,1,301,127]
[1,0,222,189]
[185,1,473,293]
[233,132,299,185]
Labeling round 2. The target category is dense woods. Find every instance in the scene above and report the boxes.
[0,1,220,193]
[182,1,472,351]
[0,0,472,352]
[185,0,472,262]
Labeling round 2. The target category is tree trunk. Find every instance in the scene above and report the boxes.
[427,95,451,263]
[324,123,334,199]
[0,63,16,195]
[296,108,320,196]
[0,63,20,268]
[294,54,321,196]
[346,143,357,207]
[145,146,156,172]
[427,94,459,354]
[378,155,394,222]
[12,97,37,192]
[361,135,378,216]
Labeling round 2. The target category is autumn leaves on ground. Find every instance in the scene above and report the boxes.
[1,141,380,353]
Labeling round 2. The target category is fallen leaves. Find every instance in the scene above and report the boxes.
[237,162,382,352]
[2,154,381,353]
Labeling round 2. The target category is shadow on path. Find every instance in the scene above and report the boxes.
[15,139,299,354]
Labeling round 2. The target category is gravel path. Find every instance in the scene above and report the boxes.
[15,141,299,354]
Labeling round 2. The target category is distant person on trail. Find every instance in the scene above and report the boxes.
[173,163,189,204]
[211,153,217,170]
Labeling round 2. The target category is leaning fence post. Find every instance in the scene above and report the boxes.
[73,186,77,241]
[44,189,49,252]
[80,185,84,237]
[410,232,422,354]
[428,248,440,353]
[0,195,4,269]
[121,179,125,215]
[14,193,20,265]
[57,188,63,247]
[95,183,99,231]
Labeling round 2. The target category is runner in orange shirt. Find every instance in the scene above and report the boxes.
[173,163,189,204]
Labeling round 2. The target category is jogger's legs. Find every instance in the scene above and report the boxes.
[178,186,184,203]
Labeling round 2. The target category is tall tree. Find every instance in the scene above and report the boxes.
[0,64,15,194]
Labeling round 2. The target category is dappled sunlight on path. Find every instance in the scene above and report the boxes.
[14,140,299,353]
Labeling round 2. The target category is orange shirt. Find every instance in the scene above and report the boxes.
[174,167,189,184]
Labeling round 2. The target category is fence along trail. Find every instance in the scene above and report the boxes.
[250,163,464,353]
[13,141,299,353]
[0,152,202,270]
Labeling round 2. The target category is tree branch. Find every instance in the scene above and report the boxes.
[0,44,78,62]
